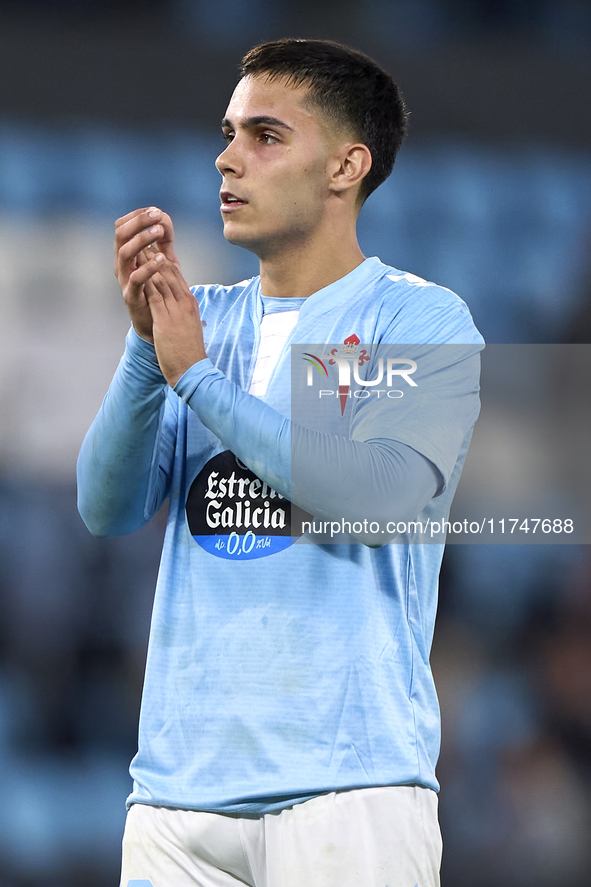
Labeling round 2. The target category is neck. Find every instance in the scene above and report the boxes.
[258,225,365,299]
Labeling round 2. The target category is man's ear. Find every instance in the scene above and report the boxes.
[329,143,372,198]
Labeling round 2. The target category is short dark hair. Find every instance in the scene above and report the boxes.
[239,38,409,203]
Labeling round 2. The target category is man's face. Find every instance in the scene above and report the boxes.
[216,75,338,258]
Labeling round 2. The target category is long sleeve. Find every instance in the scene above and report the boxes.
[77,328,177,537]
[175,359,441,546]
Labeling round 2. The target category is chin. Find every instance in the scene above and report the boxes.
[223,227,252,248]
[222,222,267,255]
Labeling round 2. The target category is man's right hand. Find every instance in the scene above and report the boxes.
[114,207,180,342]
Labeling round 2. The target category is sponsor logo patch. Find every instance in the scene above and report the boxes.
[186,450,310,559]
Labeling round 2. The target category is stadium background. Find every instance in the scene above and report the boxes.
[0,1,590,884]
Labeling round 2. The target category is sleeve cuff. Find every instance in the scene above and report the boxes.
[174,358,223,403]
[125,326,165,378]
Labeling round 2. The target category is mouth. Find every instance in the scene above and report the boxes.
[220,190,248,213]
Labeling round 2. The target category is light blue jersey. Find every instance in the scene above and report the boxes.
[77,257,483,814]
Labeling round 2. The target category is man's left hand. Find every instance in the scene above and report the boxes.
[144,256,207,388]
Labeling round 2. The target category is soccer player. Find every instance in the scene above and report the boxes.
[77,38,483,887]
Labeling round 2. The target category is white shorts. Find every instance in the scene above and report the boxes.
[120,785,442,887]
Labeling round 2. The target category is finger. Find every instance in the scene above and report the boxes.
[166,259,190,288]
[128,252,167,289]
[115,208,160,275]
[154,256,191,289]
[139,242,161,264]
[143,275,170,320]
[115,207,165,254]
[148,267,177,304]
[150,210,175,252]
[143,258,188,302]
[117,225,165,276]
[116,209,178,277]
[143,276,161,302]
[115,207,151,229]
[140,210,179,266]
[135,247,154,274]
[115,207,174,246]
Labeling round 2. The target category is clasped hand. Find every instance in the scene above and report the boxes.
[114,206,207,388]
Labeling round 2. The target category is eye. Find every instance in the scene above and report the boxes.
[221,130,234,144]
[260,132,279,145]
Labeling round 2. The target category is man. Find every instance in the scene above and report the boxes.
[78,38,483,887]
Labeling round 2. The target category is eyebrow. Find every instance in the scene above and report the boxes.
[221,115,294,133]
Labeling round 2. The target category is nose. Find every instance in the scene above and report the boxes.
[215,140,241,177]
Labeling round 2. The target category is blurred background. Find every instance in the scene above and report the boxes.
[0,1,590,884]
